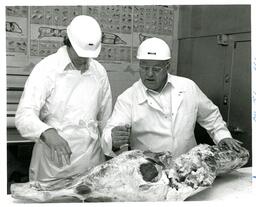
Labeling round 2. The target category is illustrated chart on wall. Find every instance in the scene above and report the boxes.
[6,6,29,69]
[29,6,82,65]
[6,5,178,74]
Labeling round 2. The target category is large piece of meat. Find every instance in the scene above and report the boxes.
[11,144,249,202]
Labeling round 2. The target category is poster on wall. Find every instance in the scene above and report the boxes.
[29,6,82,65]
[6,5,178,74]
[6,6,29,70]
[84,6,133,72]
[83,5,177,73]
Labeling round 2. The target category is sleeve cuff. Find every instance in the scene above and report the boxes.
[212,130,232,144]
[101,129,117,157]
[22,123,53,142]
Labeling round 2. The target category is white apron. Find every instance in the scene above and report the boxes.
[29,69,105,182]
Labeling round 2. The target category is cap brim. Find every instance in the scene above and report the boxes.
[72,42,101,58]
[136,55,171,60]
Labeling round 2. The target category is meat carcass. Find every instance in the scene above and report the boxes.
[11,144,249,202]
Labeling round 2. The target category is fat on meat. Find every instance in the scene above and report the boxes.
[11,144,249,202]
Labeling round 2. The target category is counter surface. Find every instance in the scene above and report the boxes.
[187,167,253,201]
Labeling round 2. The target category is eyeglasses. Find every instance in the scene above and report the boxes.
[140,62,170,73]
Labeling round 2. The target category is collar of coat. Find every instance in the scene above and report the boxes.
[137,74,186,105]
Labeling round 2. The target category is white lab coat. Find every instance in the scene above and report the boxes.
[102,74,231,157]
[15,46,112,182]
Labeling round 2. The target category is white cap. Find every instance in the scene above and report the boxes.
[67,15,102,58]
[137,37,171,60]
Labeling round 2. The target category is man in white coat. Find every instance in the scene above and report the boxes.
[102,37,242,157]
[15,15,112,182]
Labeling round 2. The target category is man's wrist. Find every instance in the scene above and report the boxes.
[40,128,55,142]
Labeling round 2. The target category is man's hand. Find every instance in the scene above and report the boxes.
[218,137,243,152]
[111,124,131,149]
[41,128,72,167]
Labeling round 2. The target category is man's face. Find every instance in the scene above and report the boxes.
[139,59,169,92]
[67,45,89,71]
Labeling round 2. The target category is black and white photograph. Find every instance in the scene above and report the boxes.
[0,0,255,205]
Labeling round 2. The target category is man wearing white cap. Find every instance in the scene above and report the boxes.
[15,15,112,182]
[102,37,242,157]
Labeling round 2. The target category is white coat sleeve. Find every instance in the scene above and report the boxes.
[101,92,132,156]
[15,64,53,141]
[194,82,232,144]
[97,75,112,135]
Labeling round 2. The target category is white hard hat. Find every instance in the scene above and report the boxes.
[67,15,102,58]
[137,37,171,60]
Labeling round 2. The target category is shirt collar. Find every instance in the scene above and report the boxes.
[57,46,72,70]
[137,74,174,104]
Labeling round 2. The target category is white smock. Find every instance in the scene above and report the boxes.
[15,46,112,182]
[102,74,232,157]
